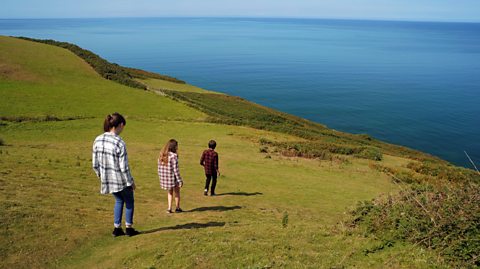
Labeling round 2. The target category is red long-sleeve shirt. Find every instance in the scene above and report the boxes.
[200,149,218,175]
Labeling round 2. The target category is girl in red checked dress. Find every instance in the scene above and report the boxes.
[158,139,184,213]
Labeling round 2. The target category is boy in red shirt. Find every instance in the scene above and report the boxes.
[200,140,219,196]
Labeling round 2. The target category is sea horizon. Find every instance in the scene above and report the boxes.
[2,16,480,24]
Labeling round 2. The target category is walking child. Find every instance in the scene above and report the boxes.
[158,139,184,213]
[200,140,219,196]
[92,112,139,237]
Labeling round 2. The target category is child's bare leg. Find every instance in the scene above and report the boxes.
[174,186,181,209]
[167,189,174,211]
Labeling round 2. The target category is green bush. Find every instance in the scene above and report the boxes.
[263,141,367,160]
[351,182,480,267]
[259,138,271,145]
[354,147,383,161]
[407,161,479,184]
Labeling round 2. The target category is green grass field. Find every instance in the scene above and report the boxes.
[0,36,450,268]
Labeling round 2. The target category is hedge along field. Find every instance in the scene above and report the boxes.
[0,35,457,268]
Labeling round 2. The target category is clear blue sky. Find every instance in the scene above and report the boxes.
[1,0,479,22]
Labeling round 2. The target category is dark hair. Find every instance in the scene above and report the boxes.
[167,139,178,153]
[208,140,217,149]
[103,112,126,132]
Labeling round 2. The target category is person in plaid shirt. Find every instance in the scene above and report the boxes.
[200,140,219,196]
[158,139,184,213]
[92,113,139,237]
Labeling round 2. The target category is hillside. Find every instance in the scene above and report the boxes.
[0,36,476,268]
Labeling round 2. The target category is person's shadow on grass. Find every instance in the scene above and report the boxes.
[216,192,263,196]
[141,221,226,235]
[187,205,242,212]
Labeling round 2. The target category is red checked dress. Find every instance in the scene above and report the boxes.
[158,152,183,190]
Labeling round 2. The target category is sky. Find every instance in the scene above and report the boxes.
[1,0,480,22]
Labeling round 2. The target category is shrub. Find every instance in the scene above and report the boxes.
[259,138,271,145]
[358,134,373,141]
[354,147,383,161]
[369,163,427,184]
[352,182,480,267]
[407,161,479,184]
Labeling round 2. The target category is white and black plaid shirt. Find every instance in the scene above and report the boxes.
[92,132,134,194]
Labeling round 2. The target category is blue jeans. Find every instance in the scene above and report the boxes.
[113,186,134,227]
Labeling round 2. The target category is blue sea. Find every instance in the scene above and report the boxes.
[1,17,479,168]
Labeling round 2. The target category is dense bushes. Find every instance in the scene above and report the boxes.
[407,161,479,183]
[354,147,383,161]
[259,139,383,161]
[356,161,480,267]
[17,37,184,89]
[352,181,480,267]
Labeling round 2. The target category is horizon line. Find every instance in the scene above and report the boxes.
[1,15,479,24]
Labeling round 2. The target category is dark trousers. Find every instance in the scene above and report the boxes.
[204,174,217,194]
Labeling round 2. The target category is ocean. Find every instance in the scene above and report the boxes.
[1,17,479,167]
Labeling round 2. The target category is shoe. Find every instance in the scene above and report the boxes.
[210,193,216,196]
[175,208,183,213]
[112,227,125,237]
[166,209,173,214]
[125,227,140,237]
[204,189,208,196]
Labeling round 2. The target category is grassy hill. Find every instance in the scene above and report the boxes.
[0,36,476,268]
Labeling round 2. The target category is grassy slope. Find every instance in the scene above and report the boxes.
[0,36,203,120]
[0,36,447,268]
